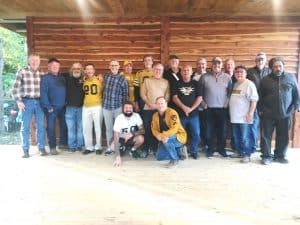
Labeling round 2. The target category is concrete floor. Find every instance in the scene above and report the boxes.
[1,145,300,225]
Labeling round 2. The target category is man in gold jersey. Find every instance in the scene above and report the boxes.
[133,55,154,112]
[82,64,103,155]
[121,60,135,103]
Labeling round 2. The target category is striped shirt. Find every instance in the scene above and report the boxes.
[12,66,42,102]
[102,73,129,110]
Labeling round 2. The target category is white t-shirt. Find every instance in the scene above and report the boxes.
[229,79,258,124]
[113,113,143,136]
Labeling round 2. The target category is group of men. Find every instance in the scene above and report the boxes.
[12,52,300,167]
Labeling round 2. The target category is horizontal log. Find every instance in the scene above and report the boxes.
[32,17,161,24]
[169,41,299,49]
[169,48,299,55]
[34,29,161,36]
[34,35,161,42]
[33,24,161,30]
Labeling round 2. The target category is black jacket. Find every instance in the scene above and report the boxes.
[259,72,300,119]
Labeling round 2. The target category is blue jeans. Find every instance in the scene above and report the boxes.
[21,98,45,152]
[249,110,259,152]
[44,107,67,149]
[232,123,251,156]
[65,106,84,149]
[156,135,182,161]
[205,108,228,156]
[180,114,200,155]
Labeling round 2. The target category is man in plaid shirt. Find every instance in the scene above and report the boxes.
[12,54,46,158]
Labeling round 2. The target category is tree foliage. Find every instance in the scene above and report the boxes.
[0,27,27,98]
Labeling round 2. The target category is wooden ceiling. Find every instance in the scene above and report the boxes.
[1,0,300,34]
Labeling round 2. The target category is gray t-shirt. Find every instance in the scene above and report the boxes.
[200,72,232,108]
[229,79,258,124]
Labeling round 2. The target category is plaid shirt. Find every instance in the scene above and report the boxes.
[102,73,129,110]
[12,66,42,102]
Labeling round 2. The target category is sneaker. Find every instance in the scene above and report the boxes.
[230,152,242,158]
[274,158,289,164]
[95,149,103,155]
[165,160,178,168]
[191,153,198,160]
[130,148,140,159]
[119,146,126,157]
[50,148,58,155]
[22,152,30,158]
[240,156,251,163]
[104,148,114,156]
[67,148,76,153]
[178,146,188,160]
[219,151,229,158]
[261,158,272,165]
[39,148,48,156]
[82,150,92,155]
[140,148,149,158]
[58,145,68,151]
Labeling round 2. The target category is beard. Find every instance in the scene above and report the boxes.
[274,71,283,76]
[72,72,81,78]
[123,112,133,117]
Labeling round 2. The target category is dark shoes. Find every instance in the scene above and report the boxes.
[50,148,58,155]
[22,152,30,158]
[191,153,198,160]
[67,148,76,153]
[274,158,289,164]
[165,160,178,168]
[95,149,103,155]
[129,149,140,159]
[82,150,93,155]
[104,148,114,156]
[39,148,48,156]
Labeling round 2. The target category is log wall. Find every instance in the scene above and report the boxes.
[27,16,300,147]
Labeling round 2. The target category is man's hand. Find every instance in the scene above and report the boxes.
[161,137,169,143]
[17,101,25,111]
[113,156,122,167]
[124,133,133,142]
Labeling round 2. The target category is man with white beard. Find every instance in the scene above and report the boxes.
[64,63,85,152]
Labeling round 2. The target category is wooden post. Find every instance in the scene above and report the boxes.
[26,16,34,54]
[0,39,4,133]
[160,17,170,66]
[292,30,300,148]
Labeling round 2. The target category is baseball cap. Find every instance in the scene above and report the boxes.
[48,57,60,64]
[256,52,266,60]
[123,60,133,66]
[212,57,222,64]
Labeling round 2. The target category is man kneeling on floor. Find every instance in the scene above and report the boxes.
[113,101,145,167]
[151,96,187,168]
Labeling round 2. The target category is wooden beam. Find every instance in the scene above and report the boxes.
[160,17,170,66]
[26,16,34,54]
[106,0,124,16]
[292,30,300,148]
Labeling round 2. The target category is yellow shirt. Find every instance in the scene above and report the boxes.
[121,72,136,102]
[134,69,153,88]
[83,76,103,107]
[151,107,187,144]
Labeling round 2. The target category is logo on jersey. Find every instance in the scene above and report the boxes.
[179,86,194,96]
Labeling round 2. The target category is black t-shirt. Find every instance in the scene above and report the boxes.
[171,79,201,117]
[64,73,84,107]
[159,113,169,132]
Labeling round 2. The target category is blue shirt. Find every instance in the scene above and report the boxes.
[40,73,66,110]
[102,73,129,110]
